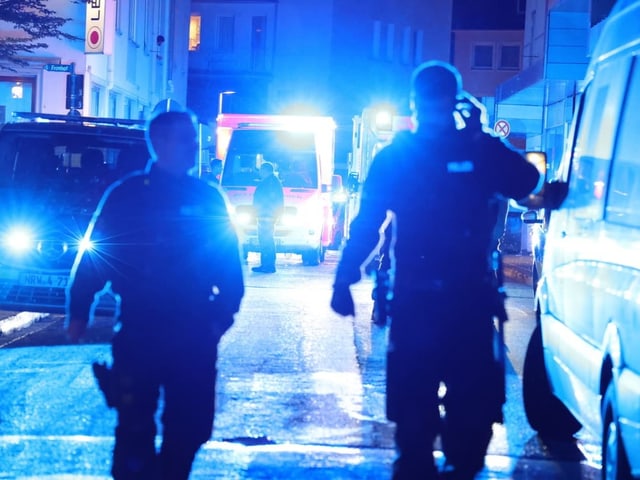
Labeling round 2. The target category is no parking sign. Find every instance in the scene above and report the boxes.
[494,119,510,138]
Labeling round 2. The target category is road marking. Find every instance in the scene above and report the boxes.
[0,312,48,335]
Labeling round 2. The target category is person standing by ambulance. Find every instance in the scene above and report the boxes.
[252,161,284,273]
[331,61,542,480]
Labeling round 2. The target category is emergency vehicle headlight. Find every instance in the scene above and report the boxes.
[78,237,94,254]
[279,211,299,227]
[332,190,348,203]
[235,211,253,226]
[375,110,393,131]
[2,226,35,255]
[279,201,323,228]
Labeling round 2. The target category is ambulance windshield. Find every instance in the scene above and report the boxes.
[221,129,318,188]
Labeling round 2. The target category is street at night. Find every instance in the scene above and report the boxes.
[0,252,600,479]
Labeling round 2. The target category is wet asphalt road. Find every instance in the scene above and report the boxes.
[0,252,600,479]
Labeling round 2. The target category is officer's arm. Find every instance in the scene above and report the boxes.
[65,187,119,340]
[208,191,245,332]
[335,153,391,286]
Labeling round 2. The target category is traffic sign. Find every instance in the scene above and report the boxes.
[86,26,103,53]
[43,64,73,73]
[494,119,511,138]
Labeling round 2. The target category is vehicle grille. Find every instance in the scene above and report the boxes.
[0,283,67,313]
[0,282,117,315]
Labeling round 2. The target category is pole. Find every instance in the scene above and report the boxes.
[217,90,235,117]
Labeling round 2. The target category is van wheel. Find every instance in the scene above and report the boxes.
[602,382,633,480]
[302,247,321,266]
[523,324,581,440]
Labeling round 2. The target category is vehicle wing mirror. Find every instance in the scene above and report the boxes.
[521,209,543,224]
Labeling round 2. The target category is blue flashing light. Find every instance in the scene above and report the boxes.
[2,226,35,255]
[235,211,253,226]
[374,110,393,131]
[78,237,94,254]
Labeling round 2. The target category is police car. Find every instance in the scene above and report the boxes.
[0,112,148,314]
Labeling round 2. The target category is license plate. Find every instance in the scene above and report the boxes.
[19,273,68,288]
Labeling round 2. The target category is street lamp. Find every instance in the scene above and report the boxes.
[218,90,236,116]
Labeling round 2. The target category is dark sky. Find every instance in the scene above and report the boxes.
[453,0,526,30]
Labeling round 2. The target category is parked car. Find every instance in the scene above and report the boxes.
[0,112,147,314]
[522,1,640,479]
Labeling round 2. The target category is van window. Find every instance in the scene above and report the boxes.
[606,57,640,227]
[567,56,631,218]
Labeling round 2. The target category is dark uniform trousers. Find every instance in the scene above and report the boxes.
[109,321,220,480]
[257,217,277,269]
[387,281,504,480]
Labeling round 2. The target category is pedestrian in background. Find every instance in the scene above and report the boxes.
[66,109,245,479]
[331,61,542,480]
[252,161,284,273]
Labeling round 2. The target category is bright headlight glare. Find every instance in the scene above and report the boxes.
[332,191,348,203]
[3,226,35,254]
[235,211,253,225]
[280,201,322,227]
[280,212,298,226]
[78,237,94,254]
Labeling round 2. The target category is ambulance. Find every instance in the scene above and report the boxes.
[343,107,412,240]
[215,113,339,265]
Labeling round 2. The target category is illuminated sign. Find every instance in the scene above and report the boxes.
[85,0,106,53]
[44,64,73,73]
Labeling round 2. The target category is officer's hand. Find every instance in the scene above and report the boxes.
[458,92,487,134]
[331,284,355,317]
[66,317,87,343]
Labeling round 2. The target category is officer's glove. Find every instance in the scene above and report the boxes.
[331,283,355,317]
[332,261,361,317]
[458,91,490,136]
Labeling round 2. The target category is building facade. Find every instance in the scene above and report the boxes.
[495,0,618,172]
[187,0,453,125]
[188,0,453,170]
[0,0,190,122]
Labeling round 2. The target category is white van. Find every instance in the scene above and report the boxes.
[522,1,640,478]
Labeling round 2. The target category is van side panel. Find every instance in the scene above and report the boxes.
[540,7,640,475]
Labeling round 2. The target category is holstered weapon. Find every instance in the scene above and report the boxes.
[371,269,391,326]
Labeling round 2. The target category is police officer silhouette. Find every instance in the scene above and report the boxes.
[331,61,542,480]
[67,109,245,479]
